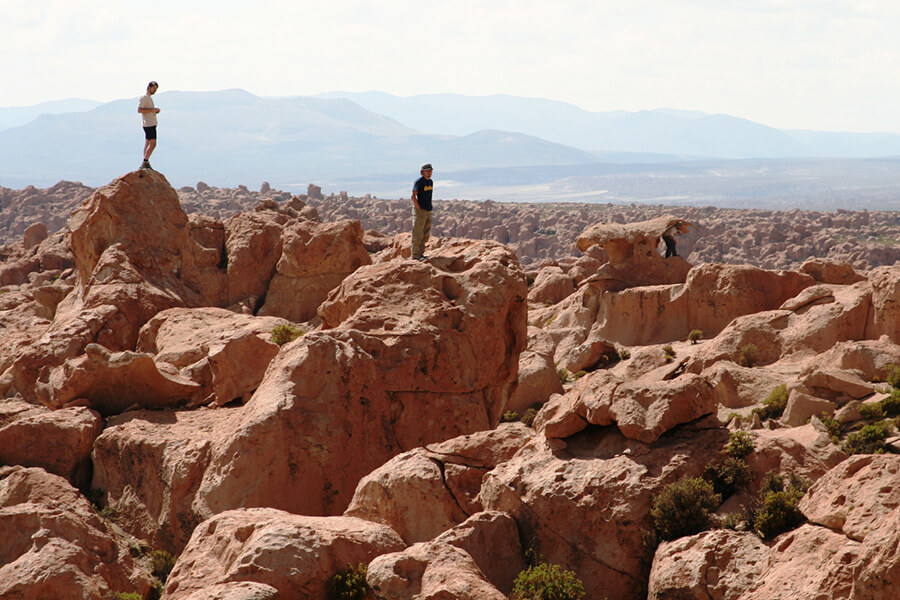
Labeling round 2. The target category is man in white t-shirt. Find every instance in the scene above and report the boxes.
[138,81,160,169]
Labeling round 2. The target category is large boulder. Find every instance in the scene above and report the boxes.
[259,219,371,322]
[479,422,729,600]
[867,265,900,340]
[163,510,404,600]
[345,423,533,544]
[0,399,101,488]
[0,466,153,599]
[507,327,564,414]
[138,307,289,406]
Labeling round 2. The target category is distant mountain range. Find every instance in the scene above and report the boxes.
[2,90,900,208]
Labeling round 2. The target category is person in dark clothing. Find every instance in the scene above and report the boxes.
[411,163,433,260]
[662,221,684,257]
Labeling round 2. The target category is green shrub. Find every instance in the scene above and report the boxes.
[754,385,788,421]
[574,370,587,380]
[651,477,722,541]
[739,343,758,367]
[510,562,586,600]
[328,564,373,600]
[818,412,842,442]
[662,345,676,363]
[557,368,570,383]
[110,594,143,600]
[617,347,631,360]
[885,364,900,389]
[720,513,743,531]
[688,329,703,344]
[753,473,808,540]
[271,324,304,346]
[858,402,886,420]
[725,431,754,459]
[842,421,894,455]
[521,407,539,428]
[151,550,177,584]
[501,410,520,423]
[881,390,900,417]
[704,457,751,498]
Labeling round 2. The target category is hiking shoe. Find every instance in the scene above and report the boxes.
[413,255,428,261]
[140,160,152,169]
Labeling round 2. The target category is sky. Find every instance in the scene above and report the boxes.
[2,0,899,133]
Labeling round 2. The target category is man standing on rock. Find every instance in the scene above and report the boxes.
[138,81,160,169]
[411,163,433,260]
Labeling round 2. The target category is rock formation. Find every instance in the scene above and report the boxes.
[1,168,899,600]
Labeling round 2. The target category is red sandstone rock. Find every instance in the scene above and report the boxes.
[0,399,101,488]
[507,327,564,414]
[0,466,153,599]
[528,266,576,305]
[345,423,533,544]
[163,509,404,600]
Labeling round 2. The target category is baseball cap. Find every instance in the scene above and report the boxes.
[421,163,433,171]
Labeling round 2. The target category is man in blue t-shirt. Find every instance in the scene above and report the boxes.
[411,163,433,260]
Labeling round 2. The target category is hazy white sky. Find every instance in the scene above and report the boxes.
[3,0,899,132]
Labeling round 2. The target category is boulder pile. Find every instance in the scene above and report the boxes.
[1,170,898,599]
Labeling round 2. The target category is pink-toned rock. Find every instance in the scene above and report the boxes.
[480,423,728,600]
[748,426,846,494]
[35,343,202,414]
[179,582,278,600]
[739,524,860,600]
[0,466,153,599]
[22,222,48,250]
[799,454,900,541]
[91,408,229,553]
[222,211,287,308]
[507,327,564,414]
[138,307,288,406]
[345,424,533,544]
[528,266,576,305]
[780,389,835,427]
[702,360,787,409]
[367,539,506,600]
[808,337,900,383]
[259,219,371,322]
[0,399,101,488]
[648,529,768,600]
[867,265,900,340]
[163,509,404,600]
[554,326,618,373]
[799,257,866,285]
[431,511,525,595]
[799,368,875,402]
[540,370,717,444]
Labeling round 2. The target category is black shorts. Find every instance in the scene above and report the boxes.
[143,126,157,140]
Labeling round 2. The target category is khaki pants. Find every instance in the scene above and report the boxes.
[411,207,432,258]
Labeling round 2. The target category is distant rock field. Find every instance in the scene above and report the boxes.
[2,180,898,271]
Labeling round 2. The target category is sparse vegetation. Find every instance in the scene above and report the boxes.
[739,343,758,367]
[521,407,539,428]
[617,347,631,360]
[109,593,142,600]
[510,562,586,600]
[151,550,177,585]
[886,364,900,389]
[501,410,521,423]
[705,456,752,498]
[574,370,587,380]
[881,390,900,417]
[842,420,894,455]
[725,431,755,459]
[557,367,570,383]
[650,476,722,541]
[328,564,373,600]
[858,401,886,420]
[688,329,703,344]
[271,324,304,346]
[818,412,843,442]
[662,344,676,363]
[719,512,744,531]
[753,384,788,421]
[753,472,808,540]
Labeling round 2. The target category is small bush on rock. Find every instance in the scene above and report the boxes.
[662,345,676,363]
[557,367,570,383]
[521,407,539,427]
[688,329,703,344]
[754,385,788,421]
[885,364,900,389]
[651,477,722,541]
[511,562,586,600]
[858,401,886,420]
[328,564,373,600]
[753,472,808,540]
[881,390,900,417]
[271,324,304,346]
[617,347,631,360]
[843,421,894,455]
[739,343,759,367]
[705,457,752,498]
[501,410,520,423]
[818,412,843,442]
[151,550,177,584]
[725,431,754,459]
